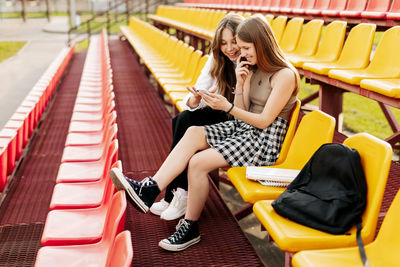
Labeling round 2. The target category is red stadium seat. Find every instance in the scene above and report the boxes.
[340,0,367,17]
[35,193,128,267]
[361,0,391,19]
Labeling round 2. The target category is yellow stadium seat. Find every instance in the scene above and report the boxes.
[279,17,304,53]
[253,133,392,253]
[287,21,347,67]
[292,189,400,267]
[303,23,376,75]
[328,26,400,85]
[284,19,324,59]
[360,78,400,98]
[228,109,335,204]
[265,14,274,25]
[163,54,209,94]
[271,16,288,43]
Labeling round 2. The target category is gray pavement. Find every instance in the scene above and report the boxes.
[0,17,69,128]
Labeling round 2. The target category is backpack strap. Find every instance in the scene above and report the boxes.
[356,219,370,267]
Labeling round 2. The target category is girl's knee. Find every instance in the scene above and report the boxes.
[185,126,205,138]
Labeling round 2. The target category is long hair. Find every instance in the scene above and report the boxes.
[210,13,244,103]
[236,14,300,93]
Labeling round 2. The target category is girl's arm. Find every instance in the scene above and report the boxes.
[233,59,253,110]
[201,68,296,130]
[183,55,215,111]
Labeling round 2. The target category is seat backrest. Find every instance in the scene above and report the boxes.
[365,0,391,12]
[327,0,347,10]
[313,20,347,61]
[184,50,203,80]
[335,23,376,68]
[274,99,301,165]
[106,231,133,267]
[366,26,400,76]
[292,19,324,56]
[389,0,400,12]
[269,0,280,8]
[374,189,400,249]
[278,0,291,8]
[344,0,367,11]
[288,0,303,9]
[343,133,392,243]
[191,54,209,85]
[265,14,274,25]
[280,110,336,169]
[103,190,127,243]
[299,0,316,9]
[279,17,304,52]
[313,0,330,10]
[271,15,288,43]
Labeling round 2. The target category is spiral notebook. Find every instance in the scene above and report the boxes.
[246,166,300,187]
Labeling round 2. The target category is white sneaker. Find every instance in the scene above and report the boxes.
[149,198,169,216]
[160,188,187,220]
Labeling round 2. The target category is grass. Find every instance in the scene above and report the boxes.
[299,78,400,141]
[0,41,26,63]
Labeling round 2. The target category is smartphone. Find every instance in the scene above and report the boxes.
[196,89,209,95]
[240,57,256,71]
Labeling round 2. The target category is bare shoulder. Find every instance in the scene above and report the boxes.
[271,68,296,83]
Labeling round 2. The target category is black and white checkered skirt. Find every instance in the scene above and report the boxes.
[204,117,289,167]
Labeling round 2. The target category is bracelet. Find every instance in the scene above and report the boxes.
[226,103,234,113]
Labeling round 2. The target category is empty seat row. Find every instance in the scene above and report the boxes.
[181,0,400,20]
[0,43,75,191]
[121,17,210,111]
[35,30,133,267]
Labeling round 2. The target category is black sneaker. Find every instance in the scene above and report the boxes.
[158,219,201,251]
[110,168,160,213]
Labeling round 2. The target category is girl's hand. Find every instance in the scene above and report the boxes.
[186,86,202,108]
[235,57,251,86]
[199,92,231,112]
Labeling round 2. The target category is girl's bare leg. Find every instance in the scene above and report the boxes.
[184,148,229,221]
[152,126,209,190]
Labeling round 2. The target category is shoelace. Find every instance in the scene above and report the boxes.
[138,177,153,196]
[168,220,190,243]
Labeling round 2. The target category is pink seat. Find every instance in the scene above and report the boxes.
[41,190,126,246]
[0,137,16,176]
[61,124,117,162]
[0,129,18,172]
[56,136,118,183]
[50,143,118,210]
[321,0,347,16]
[68,111,116,134]
[340,0,367,17]
[361,0,391,19]
[35,194,129,266]
[0,147,8,191]
[305,0,331,15]
[4,119,27,150]
[260,0,279,12]
[271,0,290,12]
[292,0,316,14]
[105,231,133,267]
[65,112,116,146]
[280,0,304,13]
[387,0,400,19]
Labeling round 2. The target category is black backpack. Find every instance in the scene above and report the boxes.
[272,143,367,235]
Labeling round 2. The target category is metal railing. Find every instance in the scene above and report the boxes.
[67,0,180,45]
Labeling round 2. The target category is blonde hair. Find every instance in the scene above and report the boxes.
[210,13,245,103]
[236,14,300,93]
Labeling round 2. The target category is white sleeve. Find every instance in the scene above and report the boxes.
[182,54,216,111]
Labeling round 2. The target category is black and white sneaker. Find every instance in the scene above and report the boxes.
[158,219,201,252]
[110,168,160,213]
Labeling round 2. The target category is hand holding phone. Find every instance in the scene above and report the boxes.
[240,57,256,71]
[196,89,210,95]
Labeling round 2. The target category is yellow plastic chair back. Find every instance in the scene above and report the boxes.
[289,19,324,57]
[253,133,392,253]
[271,15,288,43]
[280,17,304,52]
[293,189,400,267]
